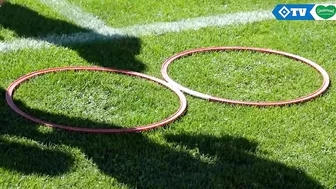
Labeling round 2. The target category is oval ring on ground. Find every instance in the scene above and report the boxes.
[6,66,187,133]
[161,46,330,106]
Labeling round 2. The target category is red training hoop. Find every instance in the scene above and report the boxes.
[161,47,330,106]
[6,66,187,133]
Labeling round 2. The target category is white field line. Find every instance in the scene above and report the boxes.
[38,0,120,34]
[39,0,333,35]
[0,39,51,53]
[0,10,273,53]
[0,32,127,53]
[121,11,272,36]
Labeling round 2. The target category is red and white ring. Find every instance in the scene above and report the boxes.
[6,66,187,133]
[161,46,330,106]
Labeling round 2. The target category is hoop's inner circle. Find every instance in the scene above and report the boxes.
[169,51,321,101]
[162,47,329,106]
[7,67,187,133]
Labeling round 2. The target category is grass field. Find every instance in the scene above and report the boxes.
[1,0,336,188]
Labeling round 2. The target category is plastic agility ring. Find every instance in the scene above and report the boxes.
[6,66,187,133]
[162,47,330,106]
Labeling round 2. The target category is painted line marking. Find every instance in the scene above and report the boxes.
[2,0,332,53]
[38,0,120,34]
[121,11,272,36]
[0,10,273,53]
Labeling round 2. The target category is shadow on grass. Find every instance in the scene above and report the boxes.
[0,88,324,188]
[0,2,145,72]
[0,2,325,188]
[0,137,74,176]
[13,99,124,129]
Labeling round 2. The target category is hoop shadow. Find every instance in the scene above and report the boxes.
[0,2,325,188]
[0,88,324,188]
[0,137,74,176]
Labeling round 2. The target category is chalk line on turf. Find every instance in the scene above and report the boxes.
[0,10,273,53]
[39,0,333,36]
[121,10,272,36]
[1,0,333,53]
[38,0,120,34]
[38,0,272,36]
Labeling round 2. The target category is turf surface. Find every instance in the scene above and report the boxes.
[169,50,322,102]
[14,70,180,129]
[0,0,335,188]
[0,0,86,41]
[69,0,318,27]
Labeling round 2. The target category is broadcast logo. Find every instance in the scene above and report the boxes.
[273,4,336,20]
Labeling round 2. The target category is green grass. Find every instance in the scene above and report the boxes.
[69,0,317,27]
[1,0,336,188]
[14,71,179,129]
[169,50,322,101]
[0,0,87,41]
